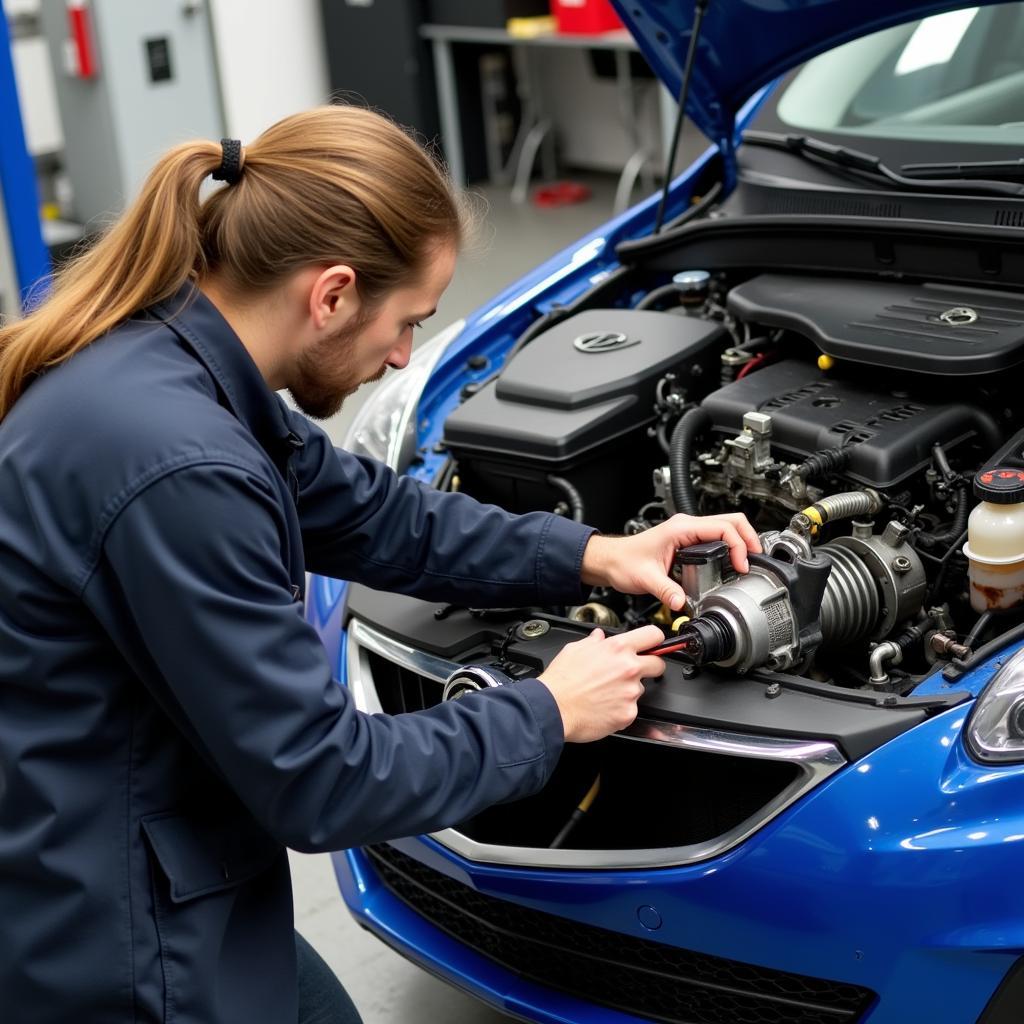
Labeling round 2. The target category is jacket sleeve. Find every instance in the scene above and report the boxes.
[91,461,565,852]
[289,411,595,606]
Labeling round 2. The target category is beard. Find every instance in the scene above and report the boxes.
[287,321,387,420]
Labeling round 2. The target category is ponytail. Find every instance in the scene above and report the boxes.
[0,105,465,420]
[0,141,221,419]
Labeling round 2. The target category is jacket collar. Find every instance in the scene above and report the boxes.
[151,284,295,450]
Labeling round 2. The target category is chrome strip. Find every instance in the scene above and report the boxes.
[347,617,846,869]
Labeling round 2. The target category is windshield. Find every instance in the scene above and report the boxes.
[775,3,1024,147]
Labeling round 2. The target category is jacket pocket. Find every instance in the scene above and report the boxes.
[140,811,289,1023]
[142,811,281,902]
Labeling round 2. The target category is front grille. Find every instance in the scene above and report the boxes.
[364,843,876,1024]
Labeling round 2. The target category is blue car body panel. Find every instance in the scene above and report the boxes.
[329,695,1024,1022]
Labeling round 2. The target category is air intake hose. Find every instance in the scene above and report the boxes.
[669,406,712,516]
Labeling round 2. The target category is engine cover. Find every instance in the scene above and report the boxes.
[444,309,724,462]
[701,359,995,487]
[443,308,725,530]
[726,274,1024,376]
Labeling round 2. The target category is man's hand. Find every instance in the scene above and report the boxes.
[539,626,666,743]
[580,513,761,612]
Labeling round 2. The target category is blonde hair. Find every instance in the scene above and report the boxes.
[0,105,466,420]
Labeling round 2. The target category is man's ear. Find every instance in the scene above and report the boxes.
[309,264,359,331]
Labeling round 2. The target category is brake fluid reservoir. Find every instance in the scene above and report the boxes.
[964,467,1024,612]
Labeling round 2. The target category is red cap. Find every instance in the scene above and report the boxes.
[975,467,1024,504]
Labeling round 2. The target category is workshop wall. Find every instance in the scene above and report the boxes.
[208,0,330,142]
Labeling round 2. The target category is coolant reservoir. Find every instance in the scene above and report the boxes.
[964,467,1024,612]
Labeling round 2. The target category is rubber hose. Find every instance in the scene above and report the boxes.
[636,283,684,311]
[548,475,585,522]
[669,406,711,516]
[808,490,882,523]
[919,484,969,549]
[795,447,851,479]
[969,408,1003,452]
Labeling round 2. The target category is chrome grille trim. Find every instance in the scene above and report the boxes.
[347,617,846,869]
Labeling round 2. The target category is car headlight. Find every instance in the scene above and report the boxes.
[966,646,1024,763]
[342,319,465,471]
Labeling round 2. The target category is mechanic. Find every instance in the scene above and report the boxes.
[0,105,759,1024]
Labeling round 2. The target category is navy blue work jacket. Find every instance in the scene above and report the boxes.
[0,287,594,1023]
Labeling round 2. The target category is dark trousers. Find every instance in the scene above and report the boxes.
[296,932,363,1024]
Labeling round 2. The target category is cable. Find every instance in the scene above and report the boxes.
[925,528,968,606]
[735,352,768,379]
[549,775,601,849]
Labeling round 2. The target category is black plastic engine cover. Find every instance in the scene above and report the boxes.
[702,359,994,487]
[727,274,1024,376]
[443,310,725,530]
[444,309,725,462]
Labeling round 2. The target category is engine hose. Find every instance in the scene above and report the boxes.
[918,484,969,549]
[794,447,851,480]
[548,475,585,522]
[791,489,883,536]
[636,283,685,311]
[969,408,1003,452]
[669,406,712,516]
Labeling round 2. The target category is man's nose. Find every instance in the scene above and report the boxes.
[386,337,412,370]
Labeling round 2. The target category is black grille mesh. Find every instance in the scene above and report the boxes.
[364,843,876,1024]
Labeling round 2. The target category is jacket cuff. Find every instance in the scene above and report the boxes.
[536,514,597,604]
[514,677,565,770]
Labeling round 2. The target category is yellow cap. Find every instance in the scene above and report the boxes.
[40,202,61,222]
[507,15,556,37]
[817,354,835,371]
[671,616,691,632]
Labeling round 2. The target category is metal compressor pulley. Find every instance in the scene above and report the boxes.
[671,515,926,673]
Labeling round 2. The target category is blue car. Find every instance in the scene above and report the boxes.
[308,2,1024,1021]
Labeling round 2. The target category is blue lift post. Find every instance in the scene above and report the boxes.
[0,0,51,309]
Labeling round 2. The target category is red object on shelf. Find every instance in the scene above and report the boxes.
[550,0,623,35]
[532,181,592,207]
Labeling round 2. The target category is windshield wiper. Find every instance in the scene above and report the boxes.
[742,130,1024,198]
[901,158,1024,182]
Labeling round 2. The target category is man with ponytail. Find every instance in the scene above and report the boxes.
[0,105,758,1023]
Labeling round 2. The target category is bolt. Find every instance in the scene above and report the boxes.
[466,354,489,370]
[765,682,782,699]
[892,556,913,575]
[517,619,550,640]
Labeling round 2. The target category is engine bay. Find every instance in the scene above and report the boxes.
[438,268,1024,694]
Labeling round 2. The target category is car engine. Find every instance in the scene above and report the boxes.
[440,270,1024,693]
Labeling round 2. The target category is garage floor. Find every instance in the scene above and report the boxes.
[291,152,702,1021]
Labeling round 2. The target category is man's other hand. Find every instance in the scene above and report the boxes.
[538,626,666,743]
[580,513,762,613]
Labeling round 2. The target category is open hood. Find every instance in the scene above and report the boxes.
[613,0,1009,154]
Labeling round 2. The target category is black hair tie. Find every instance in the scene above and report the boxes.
[212,138,243,184]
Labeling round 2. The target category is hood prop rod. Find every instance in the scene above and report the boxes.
[653,0,710,234]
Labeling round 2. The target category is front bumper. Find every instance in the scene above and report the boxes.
[331,617,1024,1023]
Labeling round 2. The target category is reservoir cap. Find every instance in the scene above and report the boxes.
[975,467,1024,504]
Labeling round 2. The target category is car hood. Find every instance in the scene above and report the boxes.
[615,0,1009,154]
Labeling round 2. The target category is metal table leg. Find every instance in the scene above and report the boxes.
[431,37,465,188]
